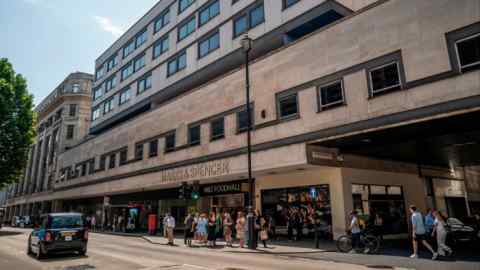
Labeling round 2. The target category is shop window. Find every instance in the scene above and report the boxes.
[318,80,345,111]
[165,132,176,153]
[149,140,158,158]
[210,117,224,141]
[261,185,332,240]
[368,62,401,96]
[119,149,128,165]
[455,33,480,72]
[109,154,116,169]
[188,125,201,146]
[277,93,299,119]
[134,144,143,161]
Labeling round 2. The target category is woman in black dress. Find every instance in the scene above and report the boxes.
[207,212,217,248]
[184,214,194,247]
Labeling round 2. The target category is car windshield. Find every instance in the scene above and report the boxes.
[447,218,464,225]
[50,215,84,229]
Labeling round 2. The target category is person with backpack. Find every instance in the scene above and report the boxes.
[409,205,437,260]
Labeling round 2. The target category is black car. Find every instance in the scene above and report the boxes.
[446,217,479,245]
[27,213,88,259]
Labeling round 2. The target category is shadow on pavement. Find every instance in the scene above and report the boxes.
[29,252,89,263]
[0,230,24,237]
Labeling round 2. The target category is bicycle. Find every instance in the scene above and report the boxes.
[336,230,381,254]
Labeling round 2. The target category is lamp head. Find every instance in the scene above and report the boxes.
[241,35,252,52]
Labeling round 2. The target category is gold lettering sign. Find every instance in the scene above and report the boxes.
[160,160,230,184]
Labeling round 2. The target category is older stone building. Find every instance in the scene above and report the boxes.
[6,0,480,239]
[4,72,93,222]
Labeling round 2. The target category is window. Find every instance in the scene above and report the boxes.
[211,117,224,140]
[69,104,77,117]
[232,0,240,5]
[178,17,196,41]
[138,74,152,94]
[81,163,87,176]
[99,155,106,170]
[93,87,103,100]
[92,107,101,121]
[119,87,131,105]
[103,98,114,114]
[134,144,143,160]
[96,65,106,80]
[167,52,187,76]
[149,140,158,157]
[198,31,220,58]
[105,75,117,92]
[135,30,148,48]
[188,125,201,146]
[66,125,74,139]
[109,154,116,169]
[199,0,220,26]
[283,0,300,9]
[179,0,195,13]
[318,80,345,110]
[368,62,401,95]
[121,62,134,80]
[278,93,298,119]
[233,15,248,37]
[88,159,95,175]
[233,4,264,38]
[107,55,118,71]
[165,132,175,153]
[249,4,264,28]
[237,108,252,132]
[134,55,145,72]
[123,41,135,58]
[153,35,169,59]
[72,83,80,93]
[456,33,480,72]
[154,9,170,33]
[119,149,128,165]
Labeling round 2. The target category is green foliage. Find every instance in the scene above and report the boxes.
[0,58,35,188]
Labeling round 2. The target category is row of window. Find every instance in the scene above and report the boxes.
[92,73,153,121]
[93,0,265,102]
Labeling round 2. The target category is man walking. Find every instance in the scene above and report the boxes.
[409,205,437,259]
[165,213,176,245]
[349,210,362,253]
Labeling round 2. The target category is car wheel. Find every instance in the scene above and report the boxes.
[36,243,46,260]
[78,247,87,256]
[27,235,33,255]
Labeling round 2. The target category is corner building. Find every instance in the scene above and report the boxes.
[22,0,480,239]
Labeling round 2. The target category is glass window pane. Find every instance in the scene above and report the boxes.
[199,39,209,57]
[457,35,480,68]
[370,63,400,92]
[234,16,247,37]
[168,60,177,75]
[320,82,343,106]
[279,94,298,118]
[250,5,264,28]
[210,32,220,50]
[178,53,187,69]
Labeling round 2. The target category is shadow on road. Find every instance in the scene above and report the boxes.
[0,230,24,237]
[28,252,89,263]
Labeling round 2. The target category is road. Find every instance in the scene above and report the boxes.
[0,227,400,270]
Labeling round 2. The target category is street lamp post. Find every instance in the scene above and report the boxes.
[241,35,257,250]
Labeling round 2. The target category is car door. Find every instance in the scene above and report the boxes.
[31,216,48,251]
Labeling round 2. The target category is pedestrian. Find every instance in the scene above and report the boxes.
[184,213,194,247]
[236,211,246,248]
[349,210,362,253]
[259,216,269,248]
[268,215,276,241]
[425,208,435,237]
[223,212,233,247]
[207,212,217,247]
[91,215,96,232]
[432,210,452,257]
[373,212,384,241]
[165,213,175,245]
[196,213,208,245]
[163,214,168,237]
[409,205,437,259]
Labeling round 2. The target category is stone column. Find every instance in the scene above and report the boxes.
[37,135,51,192]
[33,139,46,193]
[30,141,42,194]
[22,147,35,195]
[42,135,53,191]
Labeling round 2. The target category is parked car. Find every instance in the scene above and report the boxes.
[27,213,88,259]
[11,216,25,227]
[446,217,478,245]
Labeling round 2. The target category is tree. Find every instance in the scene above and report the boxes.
[0,58,35,188]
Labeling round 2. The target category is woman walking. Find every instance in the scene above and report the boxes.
[196,213,208,245]
[223,212,233,247]
[207,212,217,247]
[432,211,452,256]
[236,211,246,248]
[259,216,269,248]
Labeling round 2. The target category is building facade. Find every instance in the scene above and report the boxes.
[4,72,93,222]
[5,0,480,240]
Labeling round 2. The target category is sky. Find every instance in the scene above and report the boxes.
[0,0,158,106]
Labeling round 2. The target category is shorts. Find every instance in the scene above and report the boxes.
[414,233,426,241]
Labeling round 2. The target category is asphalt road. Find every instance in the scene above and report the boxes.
[0,227,393,270]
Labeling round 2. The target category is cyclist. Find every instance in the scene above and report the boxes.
[349,210,361,253]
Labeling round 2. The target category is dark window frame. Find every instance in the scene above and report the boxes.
[455,33,480,73]
[66,125,75,139]
[210,117,225,141]
[188,125,201,146]
[122,40,135,59]
[178,16,197,42]
[164,132,176,153]
[178,0,195,14]
[282,0,300,10]
[316,79,346,111]
[276,92,299,120]
[236,106,253,133]
[68,104,77,117]
[154,8,170,33]
[198,30,220,59]
[99,155,106,171]
[153,34,170,59]
[167,51,187,77]
[232,2,265,38]
[367,61,402,97]
[134,143,144,161]
[119,87,131,105]
[135,29,148,49]
[198,0,220,27]
[137,73,152,94]
[121,62,134,81]
[119,149,128,166]
[149,140,158,158]
[133,54,146,72]
[108,153,116,169]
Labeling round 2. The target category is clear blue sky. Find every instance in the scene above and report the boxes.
[0,0,158,106]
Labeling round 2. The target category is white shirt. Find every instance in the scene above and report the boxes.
[351,216,361,234]
[434,218,446,233]
[166,216,175,228]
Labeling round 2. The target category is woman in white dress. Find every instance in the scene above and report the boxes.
[432,211,452,256]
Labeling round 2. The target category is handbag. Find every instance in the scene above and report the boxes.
[260,230,268,240]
